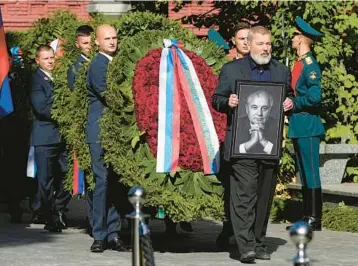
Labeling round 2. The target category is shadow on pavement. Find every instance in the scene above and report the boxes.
[120,219,288,255]
[0,212,59,248]
[0,199,289,255]
[266,236,287,254]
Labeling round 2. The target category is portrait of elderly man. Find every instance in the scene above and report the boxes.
[238,90,278,155]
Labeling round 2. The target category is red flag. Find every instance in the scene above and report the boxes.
[0,9,13,117]
[0,9,9,88]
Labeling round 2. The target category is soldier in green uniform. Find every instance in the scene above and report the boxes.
[288,17,325,231]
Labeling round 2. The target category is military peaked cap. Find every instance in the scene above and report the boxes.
[295,17,323,39]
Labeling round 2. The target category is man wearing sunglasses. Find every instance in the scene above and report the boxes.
[287,17,325,231]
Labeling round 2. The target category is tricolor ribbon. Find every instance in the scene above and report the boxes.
[49,38,63,57]
[156,39,220,175]
[72,152,85,195]
[26,146,37,178]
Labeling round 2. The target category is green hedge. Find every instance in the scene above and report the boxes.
[270,197,358,233]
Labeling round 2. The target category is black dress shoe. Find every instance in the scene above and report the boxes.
[44,221,62,233]
[108,237,130,252]
[90,240,106,253]
[307,216,322,231]
[255,250,271,260]
[239,251,256,263]
[44,224,62,233]
[32,211,46,224]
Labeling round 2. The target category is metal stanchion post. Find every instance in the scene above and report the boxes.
[289,221,313,266]
[126,186,147,266]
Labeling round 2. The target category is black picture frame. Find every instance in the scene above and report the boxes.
[230,80,286,160]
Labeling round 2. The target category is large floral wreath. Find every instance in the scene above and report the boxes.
[49,13,230,221]
[100,30,229,221]
[132,48,226,172]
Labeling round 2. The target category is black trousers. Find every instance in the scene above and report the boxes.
[35,143,71,220]
[230,159,278,254]
[89,143,121,241]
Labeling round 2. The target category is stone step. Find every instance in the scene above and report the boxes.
[287,183,358,207]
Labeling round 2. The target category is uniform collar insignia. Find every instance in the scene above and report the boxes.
[305,57,313,65]
[298,54,307,61]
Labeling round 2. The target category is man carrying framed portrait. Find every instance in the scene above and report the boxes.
[212,26,295,263]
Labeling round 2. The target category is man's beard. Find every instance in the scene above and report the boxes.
[251,53,271,65]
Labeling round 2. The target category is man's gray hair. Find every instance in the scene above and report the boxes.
[247,26,271,42]
[246,90,274,108]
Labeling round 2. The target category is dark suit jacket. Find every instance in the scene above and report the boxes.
[86,53,110,144]
[237,116,278,155]
[212,56,294,161]
[30,68,61,146]
[67,54,87,90]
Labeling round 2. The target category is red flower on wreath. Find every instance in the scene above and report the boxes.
[132,48,226,172]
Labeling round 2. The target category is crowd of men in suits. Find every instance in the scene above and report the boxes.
[0,24,130,253]
[1,17,325,261]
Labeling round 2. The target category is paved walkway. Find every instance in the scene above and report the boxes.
[0,199,357,266]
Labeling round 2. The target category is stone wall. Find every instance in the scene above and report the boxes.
[1,0,220,37]
[1,0,234,55]
[168,1,218,37]
[0,0,91,31]
[168,1,235,57]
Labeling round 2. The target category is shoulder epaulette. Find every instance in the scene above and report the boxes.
[305,57,313,65]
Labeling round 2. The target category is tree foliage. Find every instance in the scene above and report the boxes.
[7,2,358,222]
[173,1,358,182]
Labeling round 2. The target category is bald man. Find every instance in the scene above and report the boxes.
[86,24,127,252]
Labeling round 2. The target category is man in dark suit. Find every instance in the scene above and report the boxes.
[212,26,294,263]
[30,45,71,232]
[238,90,278,155]
[67,24,94,237]
[86,24,127,253]
[216,22,251,249]
[67,25,93,90]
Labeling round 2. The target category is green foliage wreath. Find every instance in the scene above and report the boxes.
[48,11,229,221]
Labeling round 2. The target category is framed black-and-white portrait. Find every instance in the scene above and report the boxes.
[230,81,286,160]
